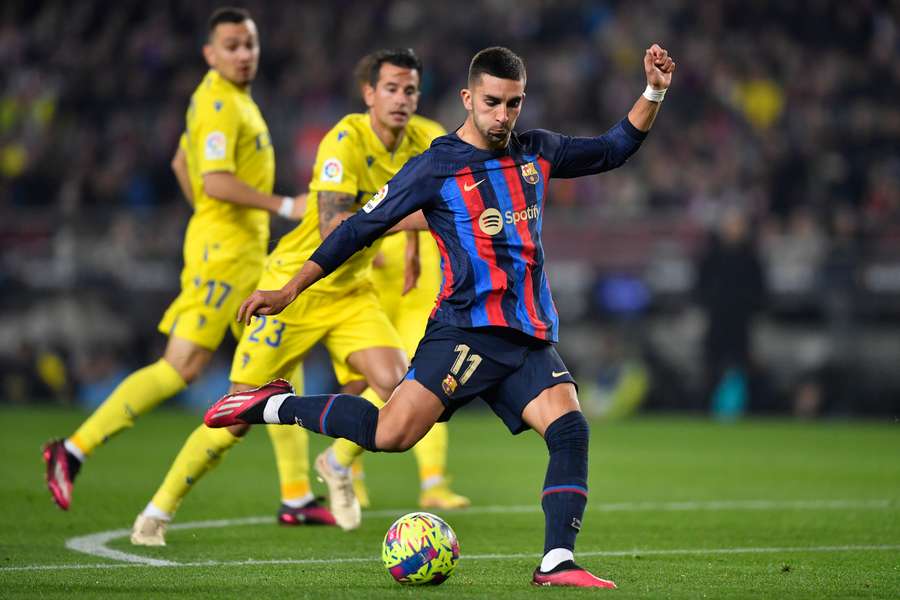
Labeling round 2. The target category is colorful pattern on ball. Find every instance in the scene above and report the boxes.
[382,511,460,585]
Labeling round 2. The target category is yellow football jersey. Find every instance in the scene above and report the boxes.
[373,231,441,309]
[182,69,272,262]
[267,113,444,295]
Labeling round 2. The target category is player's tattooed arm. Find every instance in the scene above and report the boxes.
[317,191,357,238]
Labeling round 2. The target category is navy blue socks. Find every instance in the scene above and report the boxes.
[276,393,380,451]
[540,411,590,554]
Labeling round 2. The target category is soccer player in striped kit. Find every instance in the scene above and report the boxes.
[207,44,674,588]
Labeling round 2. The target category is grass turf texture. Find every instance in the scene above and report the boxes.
[1,406,898,599]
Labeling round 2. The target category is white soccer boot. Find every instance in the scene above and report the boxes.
[130,513,168,546]
[314,450,361,531]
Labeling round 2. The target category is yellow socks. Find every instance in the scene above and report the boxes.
[267,424,311,503]
[69,359,186,457]
[149,425,241,515]
[413,422,449,487]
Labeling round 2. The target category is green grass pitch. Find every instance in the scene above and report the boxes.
[1,406,898,598]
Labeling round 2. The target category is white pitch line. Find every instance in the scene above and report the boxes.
[57,498,896,568]
[65,528,178,567]
[4,544,900,573]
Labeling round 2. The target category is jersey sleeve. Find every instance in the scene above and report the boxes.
[310,153,436,275]
[191,96,242,175]
[534,118,647,179]
[307,125,360,197]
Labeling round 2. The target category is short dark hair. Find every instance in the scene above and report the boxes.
[468,46,526,86]
[354,48,423,89]
[208,7,251,37]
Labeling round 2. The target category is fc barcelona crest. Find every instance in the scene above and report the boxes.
[442,373,459,396]
[520,162,539,184]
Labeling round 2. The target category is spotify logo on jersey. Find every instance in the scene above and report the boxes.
[478,208,504,236]
[478,204,541,236]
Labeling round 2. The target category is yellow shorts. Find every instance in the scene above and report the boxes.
[332,250,441,385]
[230,281,404,387]
[158,255,262,351]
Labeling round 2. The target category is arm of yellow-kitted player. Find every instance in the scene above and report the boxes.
[316,190,356,238]
[171,145,194,207]
[202,172,305,219]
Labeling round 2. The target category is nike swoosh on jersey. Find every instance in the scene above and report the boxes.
[464,179,486,192]
[552,371,570,377]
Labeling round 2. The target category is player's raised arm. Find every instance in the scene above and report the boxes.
[545,43,674,179]
[627,43,675,132]
[237,154,435,324]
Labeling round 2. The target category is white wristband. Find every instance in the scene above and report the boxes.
[278,196,295,218]
[642,84,666,103]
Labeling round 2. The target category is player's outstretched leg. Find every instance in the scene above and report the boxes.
[205,378,443,452]
[531,410,615,588]
[205,380,382,450]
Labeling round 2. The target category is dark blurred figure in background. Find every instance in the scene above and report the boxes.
[816,206,863,416]
[695,207,767,417]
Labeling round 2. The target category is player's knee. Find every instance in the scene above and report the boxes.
[395,430,421,452]
[374,427,405,452]
[374,423,418,452]
[544,410,589,452]
[163,345,210,383]
[173,363,201,384]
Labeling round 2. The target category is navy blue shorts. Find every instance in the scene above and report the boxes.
[406,320,577,434]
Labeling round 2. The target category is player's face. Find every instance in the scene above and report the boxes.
[463,74,525,150]
[365,63,420,132]
[204,20,260,87]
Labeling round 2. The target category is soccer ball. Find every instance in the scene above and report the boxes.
[382,512,460,585]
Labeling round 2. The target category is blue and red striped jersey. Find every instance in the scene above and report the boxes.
[311,118,647,342]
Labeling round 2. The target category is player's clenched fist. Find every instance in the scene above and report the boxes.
[644,43,675,90]
[237,288,292,325]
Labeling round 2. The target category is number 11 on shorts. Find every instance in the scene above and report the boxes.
[451,344,482,385]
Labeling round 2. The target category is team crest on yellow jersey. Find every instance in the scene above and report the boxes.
[442,374,458,396]
[520,162,539,184]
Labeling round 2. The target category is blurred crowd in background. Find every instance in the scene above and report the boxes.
[2,1,899,418]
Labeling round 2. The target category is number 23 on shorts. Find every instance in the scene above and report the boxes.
[247,315,286,348]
